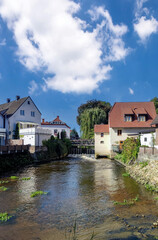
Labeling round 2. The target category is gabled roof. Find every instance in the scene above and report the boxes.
[109,102,156,128]
[94,124,109,133]
[0,97,28,117]
[151,115,158,125]
[51,116,64,123]
[41,116,70,129]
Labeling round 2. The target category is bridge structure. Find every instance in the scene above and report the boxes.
[70,139,95,155]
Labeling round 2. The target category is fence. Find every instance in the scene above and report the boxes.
[0,145,30,154]
[139,146,158,155]
[69,147,94,155]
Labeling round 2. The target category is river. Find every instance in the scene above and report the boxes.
[0,157,158,239]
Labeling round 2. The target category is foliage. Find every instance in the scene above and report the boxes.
[80,108,107,139]
[114,195,139,206]
[139,161,148,168]
[0,212,12,222]
[20,177,31,181]
[43,136,71,158]
[13,123,20,139]
[70,128,79,139]
[10,176,19,180]
[151,97,158,114]
[61,130,66,140]
[77,100,111,139]
[121,138,140,164]
[145,184,157,191]
[122,173,130,177]
[0,186,8,191]
[77,99,111,125]
[0,181,9,184]
[31,191,48,197]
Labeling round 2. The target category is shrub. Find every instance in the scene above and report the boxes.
[121,137,140,164]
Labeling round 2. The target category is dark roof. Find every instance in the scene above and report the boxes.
[151,115,158,125]
[94,124,109,133]
[109,102,156,128]
[0,97,28,116]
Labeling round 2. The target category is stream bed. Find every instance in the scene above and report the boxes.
[0,157,158,239]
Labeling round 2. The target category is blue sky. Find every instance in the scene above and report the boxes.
[0,0,158,133]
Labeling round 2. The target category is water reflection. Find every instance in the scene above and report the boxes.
[0,158,158,239]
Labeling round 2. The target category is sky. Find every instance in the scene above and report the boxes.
[0,0,158,133]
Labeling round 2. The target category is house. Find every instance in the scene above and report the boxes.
[0,96,41,142]
[151,115,158,147]
[94,124,110,157]
[41,116,71,139]
[20,127,52,146]
[94,102,156,157]
[140,132,156,147]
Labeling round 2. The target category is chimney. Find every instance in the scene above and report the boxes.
[7,98,10,103]
[16,95,20,101]
[42,118,45,123]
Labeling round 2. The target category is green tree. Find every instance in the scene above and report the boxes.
[77,100,111,126]
[13,123,20,139]
[70,128,79,139]
[151,97,158,114]
[80,108,107,139]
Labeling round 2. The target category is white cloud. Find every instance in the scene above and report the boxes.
[129,87,134,95]
[0,0,129,94]
[134,0,158,43]
[0,38,6,46]
[134,16,158,42]
[28,80,39,95]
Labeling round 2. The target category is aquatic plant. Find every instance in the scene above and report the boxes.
[30,191,48,197]
[0,181,9,184]
[0,186,8,191]
[20,177,31,181]
[0,212,12,222]
[145,184,157,191]
[10,176,19,180]
[114,195,139,206]
[122,173,130,177]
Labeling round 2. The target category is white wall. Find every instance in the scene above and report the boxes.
[20,127,52,146]
[41,124,70,138]
[140,133,156,147]
[110,127,155,150]
[95,132,110,156]
[7,97,41,139]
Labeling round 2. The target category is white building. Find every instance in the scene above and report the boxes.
[94,124,110,157]
[41,116,71,139]
[20,127,52,146]
[0,96,41,141]
[94,102,157,157]
[140,132,156,147]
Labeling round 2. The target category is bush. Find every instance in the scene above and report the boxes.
[120,138,140,165]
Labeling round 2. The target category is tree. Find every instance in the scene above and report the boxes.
[77,100,111,126]
[61,130,66,140]
[13,123,20,139]
[80,108,107,139]
[70,128,79,139]
[151,97,158,114]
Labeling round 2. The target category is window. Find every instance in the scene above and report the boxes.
[144,137,147,142]
[31,111,35,117]
[20,110,25,116]
[54,129,58,134]
[28,101,30,105]
[125,115,132,122]
[138,115,146,121]
[100,141,104,144]
[101,133,104,137]
[117,130,122,136]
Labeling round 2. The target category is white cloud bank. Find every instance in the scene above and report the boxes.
[134,0,158,43]
[0,0,129,94]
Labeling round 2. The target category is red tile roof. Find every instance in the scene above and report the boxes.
[109,102,156,128]
[41,116,70,129]
[94,124,109,133]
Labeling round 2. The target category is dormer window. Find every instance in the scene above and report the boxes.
[125,115,132,122]
[138,115,146,121]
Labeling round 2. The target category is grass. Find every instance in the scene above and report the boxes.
[0,212,12,222]
[154,197,158,200]
[10,176,19,180]
[122,172,130,177]
[30,191,48,197]
[0,181,9,184]
[0,186,8,191]
[20,177,31,181]
[139,161,148,168]
[145,184,157,191]
[114,195,139,206]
